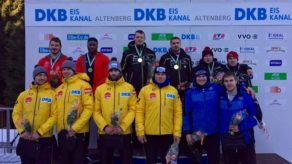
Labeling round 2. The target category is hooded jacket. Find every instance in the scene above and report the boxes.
[54,73,93,133]
[121,41,156,93]
[159,48,192,89]
[135,81,182,137]
[12,82,56,137]
[93,77,137,135]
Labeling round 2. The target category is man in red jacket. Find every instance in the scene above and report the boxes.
[76,37,109,91]
[38,37,68,88]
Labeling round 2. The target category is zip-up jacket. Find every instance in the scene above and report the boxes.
[135,81,182,137]
[93,77,137,135]
[55,73,93,133]
[38,54,68,88]
[223,63,252,87]
[159,48,192,89]
[76,52,109,91]
[183,83,223,135]
[121,41,156,93]
[194,58,224,82]
[219,88,257,144]
[12,82,56,137]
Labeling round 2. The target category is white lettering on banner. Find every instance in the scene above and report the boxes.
[25,3,292,26]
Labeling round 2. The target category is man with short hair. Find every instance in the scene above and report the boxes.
[55,58,93,164]
[121,30,156,94]
[38,37,68,88]
[219,72,257,164]
[13,65,56,164]
[94,57,137,164]
[76,37,110,92]
[136,66,182,164]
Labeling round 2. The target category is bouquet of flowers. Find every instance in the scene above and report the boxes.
[229,110,247,135]
[166,142,179,164]
[111,109,122,127]
[21,118,32,133]
[67,100,79,129]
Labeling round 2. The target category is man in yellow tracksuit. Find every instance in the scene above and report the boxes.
[13,66,56,164]
[55,58,93,164]
[94,57,137,164]
[136,66,182,164]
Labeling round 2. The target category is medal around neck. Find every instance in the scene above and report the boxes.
[138,57,143,63]
[88,67,93,73]
[174,64,179,70]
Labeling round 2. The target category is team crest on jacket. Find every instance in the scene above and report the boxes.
[150,93,156,99]
[105,92,111,99]
[25,97,32,104]
[84,88,92,94]
[57,91,63,97]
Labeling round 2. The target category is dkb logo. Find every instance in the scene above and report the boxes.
[35,9,67,21]
[235,8,267,20]
[134,8,166,21]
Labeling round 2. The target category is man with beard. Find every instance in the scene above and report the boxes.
[121,30,156,94]
[38,37,68,88]
[194,46,225,83]
[93,57,136,164]
[159,36,192,99]
[76,37,110,92]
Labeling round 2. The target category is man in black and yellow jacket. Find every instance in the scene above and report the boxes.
[13,66,56,164]
[94,57,137,164]
[136,66,182,164]
[55,58,93,164]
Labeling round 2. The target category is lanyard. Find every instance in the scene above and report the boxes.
[86,53,96,68]
[134,44,144,58]
[50,53,61,69]
[208,62,215,75]
[226,64,240,76]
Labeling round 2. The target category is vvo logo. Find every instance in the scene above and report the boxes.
[35,9,67,21]
[239,47,256,53]
[100,47,113,53]
[181,34,200,40]
[235,8,267,20]
[211,47,229,53]
[237,33,258,40]
[153,47,168,54]
[266,33,286,40]
[184,47,197,53]
[134,8,166,21]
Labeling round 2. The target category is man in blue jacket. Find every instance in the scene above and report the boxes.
[183,68,223,164]
[219,71,257,164]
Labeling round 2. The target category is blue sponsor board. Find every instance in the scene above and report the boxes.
[67,34,89,40]
[270,60,282,66]
[39,47,50,53]
[100,47,113,53]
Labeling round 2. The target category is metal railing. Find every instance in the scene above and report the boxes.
[0,107,18,154]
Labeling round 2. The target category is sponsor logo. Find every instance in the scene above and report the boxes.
[266,33,286,40]
[239,47,256,53]
[57,91,63,97]
[166,93,175,99]
[151,33,173,41]
[120,92,130,97]
[270,86,282,93]
[98,33,114,40]
[84,88,92,94]
[35,9,92,22]
[211,47,229,53]
[184,47,197,53]
[39,47,50,53]
[266,46,286,53]
[153,47,168,54]
[213,33,225,40]
[25,97,32,104]
[264,73,287,80]
[237,34,258,40]
[266,99,286,107]
[269,60,282,66]
[67,34,89,40]
[40,33,58,40]
[181,34,200,40]
[242,60,256,66]
[128,34,135,40]
[150,93,156,99]
[123,46,129,52]
[71,47,85,56]
[252,86,258,93]
[100,47,113,53]
[217,60,227,65]
[105,92,111,99]
[71,90,81,95]
[41,97,52,103]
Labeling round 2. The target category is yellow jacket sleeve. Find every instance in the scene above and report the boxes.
[12,93,25,134]
[120,87,137,132]
[173,91,182,137]
[37,96,57,136]
[72,84,93,132]
[93,87,108,131]
[135,88,146,136]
